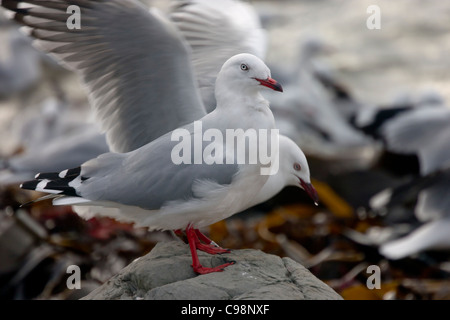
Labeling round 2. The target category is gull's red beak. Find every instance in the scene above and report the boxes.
[254,77,283,92]
[299,179,319,206]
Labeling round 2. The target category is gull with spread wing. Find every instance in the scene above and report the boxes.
[2,0,318,274]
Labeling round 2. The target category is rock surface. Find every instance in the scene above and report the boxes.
[82,241,342,300]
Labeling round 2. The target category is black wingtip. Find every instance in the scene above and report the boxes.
[64,167,81,179]
[2,0,27,13]
[20,180,39,191]
[35,172,60,180]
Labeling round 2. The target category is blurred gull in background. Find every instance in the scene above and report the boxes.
[0,14,41,100]
[262,35,376,161]
[350,89,447,140]
[370,105,450,259]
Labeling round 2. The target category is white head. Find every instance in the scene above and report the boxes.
[278,135,319,205]
[215,53,282,104]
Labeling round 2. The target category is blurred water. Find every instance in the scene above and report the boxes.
[255,0,450,106]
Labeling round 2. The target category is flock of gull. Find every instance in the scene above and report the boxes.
[0,0,449,274]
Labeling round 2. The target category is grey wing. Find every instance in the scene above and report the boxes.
[78,128,239,210]
[169,0,267,111]
[3,0,206,152]
[9,125,108,173]
[421,126,450,175]
[1,125,108,185]
[416,170,450,221]
[381,107,450,174]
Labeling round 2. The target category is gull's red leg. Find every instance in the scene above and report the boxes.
[186,225,234,274]
[194,229,230,254]
[194,229,218,247]
[195,229,215,244]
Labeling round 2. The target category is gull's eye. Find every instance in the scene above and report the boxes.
[240,63,249,71]
[293,163,301,171]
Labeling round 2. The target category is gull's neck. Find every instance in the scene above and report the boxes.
[249,171,286,206]
[215,86,270,113]
[211,90,274,132]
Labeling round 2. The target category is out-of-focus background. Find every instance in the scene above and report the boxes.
[1,0,449,300]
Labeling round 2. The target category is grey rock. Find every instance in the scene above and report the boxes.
[82,241,342,300]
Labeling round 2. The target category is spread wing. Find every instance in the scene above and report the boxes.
[2,0,206,152]
[169,0,267,111]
